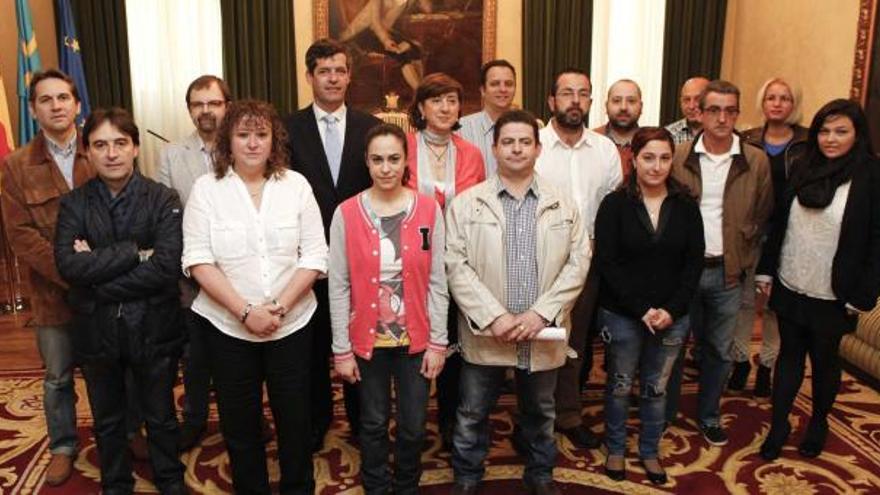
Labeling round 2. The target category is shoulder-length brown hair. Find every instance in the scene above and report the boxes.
[623,127,691,199]
[213,99,289,180]
[408,72,464,131]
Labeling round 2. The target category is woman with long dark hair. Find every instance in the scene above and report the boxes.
[594,127,704,485]
[757,99,880,461]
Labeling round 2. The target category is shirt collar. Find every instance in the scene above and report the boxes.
[694,133,741,157]
[196,135,209,153]
[493,173,539,199]
[314,103,347,123]
[604,123,634,147]
[45,131,78,158]
[98,170,141,204]
[544,120,591,149]
[477,110,495,136]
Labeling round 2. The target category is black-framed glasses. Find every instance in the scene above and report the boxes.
[189,100,226,111]
[703,106,739,117]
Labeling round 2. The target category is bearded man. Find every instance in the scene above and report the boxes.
[593,79,643,180]
[534,68,622,451]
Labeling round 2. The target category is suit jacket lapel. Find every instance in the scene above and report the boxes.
[183,133,209,184]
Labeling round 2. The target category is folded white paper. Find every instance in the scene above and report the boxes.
[533,327,566,341]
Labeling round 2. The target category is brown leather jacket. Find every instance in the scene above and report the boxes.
[0,132,95,326]
[671,133,774,288]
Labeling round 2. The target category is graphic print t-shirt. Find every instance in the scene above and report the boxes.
[362,195,411,348]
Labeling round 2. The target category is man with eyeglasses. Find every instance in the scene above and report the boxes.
[157,74,230,451]
[665,79,773,447]
[665,77,710,145]
[534,68,621,451]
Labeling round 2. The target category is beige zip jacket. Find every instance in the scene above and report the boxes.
[445,174,590,371]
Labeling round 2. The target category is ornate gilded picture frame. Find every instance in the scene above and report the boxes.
[314,0,497,114]
[851,0,880,149]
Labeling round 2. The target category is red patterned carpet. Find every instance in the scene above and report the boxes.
[2,353,880,494]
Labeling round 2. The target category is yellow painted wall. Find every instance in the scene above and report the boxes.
[0,0,59,146]
[721,0,860,129]
[293,0,523,110]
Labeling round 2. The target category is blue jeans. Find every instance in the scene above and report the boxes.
[452,362,557,485]
[600,309,689,459]
[36,325,78,456]
[665,265,742,427]
[356,347,429,495]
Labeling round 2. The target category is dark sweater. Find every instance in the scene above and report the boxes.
[595,187,705,320]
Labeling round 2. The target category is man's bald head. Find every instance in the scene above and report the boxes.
[680,77,710,125]
[605,79,643,130]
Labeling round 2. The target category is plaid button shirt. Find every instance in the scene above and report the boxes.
[665,118,697,145]
[496,176,540,369]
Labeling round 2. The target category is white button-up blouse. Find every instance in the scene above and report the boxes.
[182,169,329,342]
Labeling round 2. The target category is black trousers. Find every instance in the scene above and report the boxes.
[181,308,211,427]
[437,299,462,433]
[312,281,359,436]
[81,323,184,495]
[770,285,851,433]
[206,319,314,495]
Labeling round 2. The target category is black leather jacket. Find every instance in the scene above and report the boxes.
[55,172,184,362]
[741,124,808,179]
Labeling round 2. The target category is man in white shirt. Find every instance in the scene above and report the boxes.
[534,68,622,450]
[157,75,230,451]
[458,59,517,176]
[666,80,773,447]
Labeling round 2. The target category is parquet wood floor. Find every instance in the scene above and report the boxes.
[0,310,41,370]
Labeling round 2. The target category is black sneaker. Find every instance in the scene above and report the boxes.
[700,424,728,446]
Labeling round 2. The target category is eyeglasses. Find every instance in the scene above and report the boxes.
[555,89,591,100]
[189,100,226,111]
[702,106,740,117]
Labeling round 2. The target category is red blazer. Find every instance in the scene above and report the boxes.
[406,132,486,209]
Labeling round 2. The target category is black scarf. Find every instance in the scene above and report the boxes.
[793,152,858,208]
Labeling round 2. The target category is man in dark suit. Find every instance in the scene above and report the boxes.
[285,38,382,452]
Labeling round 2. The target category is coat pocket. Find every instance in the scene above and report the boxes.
[23,186,62,230]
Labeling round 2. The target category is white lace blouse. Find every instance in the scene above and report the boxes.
[778,182,851,300]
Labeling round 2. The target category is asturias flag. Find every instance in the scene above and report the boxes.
[15,0,42,145]
[56,0,90,126]
[0,76,15,161]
